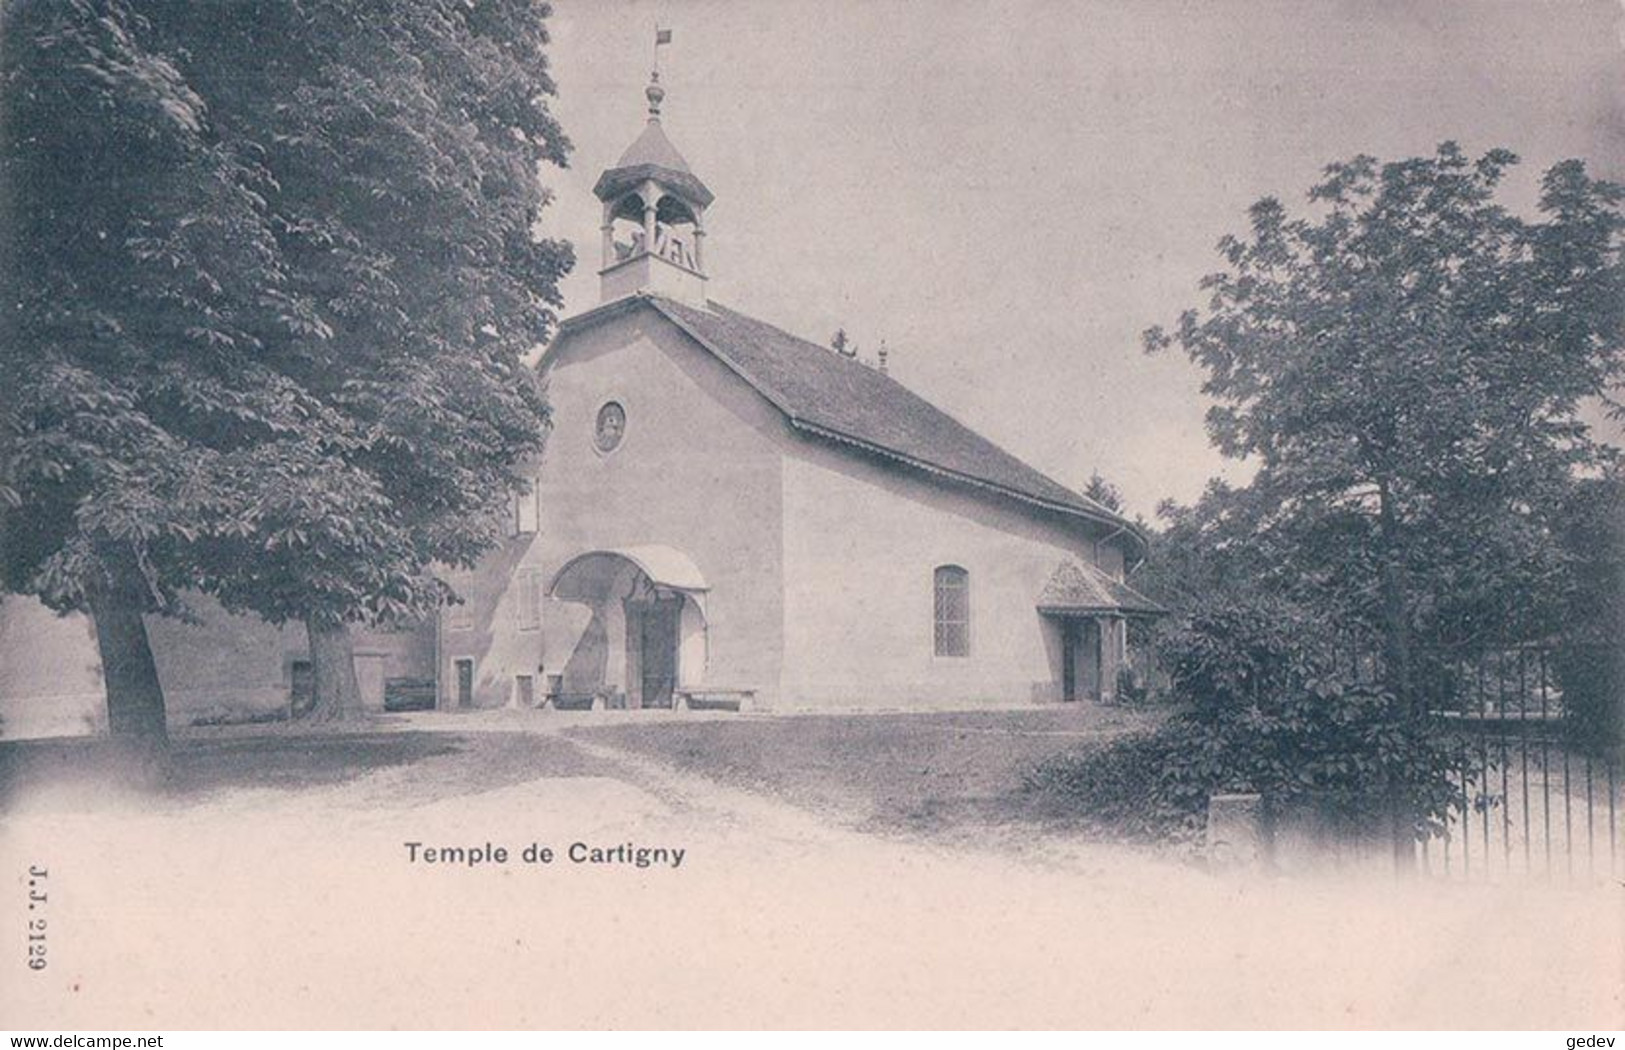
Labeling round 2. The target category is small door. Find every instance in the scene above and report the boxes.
[1079,620,1102,700]
[1060,619,1102,701]
[1060,621,1076,701]
[455,659,474,708]
[636,596,682,709]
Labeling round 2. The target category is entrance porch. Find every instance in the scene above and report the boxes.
[1038,559,1163,703]
[546,546,709,710]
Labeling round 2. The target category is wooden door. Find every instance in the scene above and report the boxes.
[455,659,474,708]
[1061,621,1079,701]
[1061,619,1103,701]
[638,597,681,709]
[1080,619,1102,699]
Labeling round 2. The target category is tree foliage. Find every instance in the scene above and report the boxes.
[1145,144,1625,678]
[169,0,574,633]
[1120,145,1625,845]
[1028,598,1465,845]
[1082,471,1124,514]
[1,0,573,732]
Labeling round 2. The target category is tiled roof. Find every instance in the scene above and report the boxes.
[549,294,1145,550]
[592,122,715,207]
[632,296,1142,550]
[615,120,694,173]
[1037,559,1164,615]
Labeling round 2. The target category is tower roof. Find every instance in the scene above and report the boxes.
[593,75,714,207]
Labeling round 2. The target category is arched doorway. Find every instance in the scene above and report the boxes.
[548,547,707,709]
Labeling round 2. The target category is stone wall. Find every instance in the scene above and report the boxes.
[0,593,433,739]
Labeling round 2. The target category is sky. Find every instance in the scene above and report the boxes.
[535,0,1625,518]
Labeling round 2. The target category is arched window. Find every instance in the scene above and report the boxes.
[933,565,970,657]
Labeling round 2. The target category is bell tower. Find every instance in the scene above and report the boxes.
[593,71,713,306]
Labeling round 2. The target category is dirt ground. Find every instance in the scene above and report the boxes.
[565,704,1163,838]
[1,709,1620,1029]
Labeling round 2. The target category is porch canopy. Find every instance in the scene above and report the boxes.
[1036,559,1163,617]
[548,545,709,603]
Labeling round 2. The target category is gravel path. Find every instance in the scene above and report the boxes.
[2,714,1619,1028]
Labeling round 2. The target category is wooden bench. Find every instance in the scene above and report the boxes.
[546,691,617,711]
[541,687,754,713]
[674,688,755,713]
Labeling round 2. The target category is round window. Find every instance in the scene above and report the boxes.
[594,401,626,453]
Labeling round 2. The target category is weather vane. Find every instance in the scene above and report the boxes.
[653,24,671,76]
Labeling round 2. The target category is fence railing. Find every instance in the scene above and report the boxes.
[1417,644,1620,884]
[1420,726,1620,883]
[1264,642,1623,882]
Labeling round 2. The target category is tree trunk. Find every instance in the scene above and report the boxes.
[84,556,168,745]
[1376,476,1417,873]
[306,617,363,722]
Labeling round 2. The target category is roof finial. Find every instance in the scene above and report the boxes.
[647,26,672,120]
[646,70,665,120]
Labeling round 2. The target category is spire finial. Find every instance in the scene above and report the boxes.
[645,70,665,120]
[647,26,672,120]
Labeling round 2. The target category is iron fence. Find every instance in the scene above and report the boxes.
[1416,646,1621,884]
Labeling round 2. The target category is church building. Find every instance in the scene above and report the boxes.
[442,72,1160,713]
[0,71,1158,737]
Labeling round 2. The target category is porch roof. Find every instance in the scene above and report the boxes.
[1037,560,1164,616]
[548,545,709,602]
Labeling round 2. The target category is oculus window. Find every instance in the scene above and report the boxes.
[594,401,626,453]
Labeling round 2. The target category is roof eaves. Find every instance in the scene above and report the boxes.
[640,296,805,422]
[790,417,1130,535]
[539,295,652,370]
[589,296,1151,558]
[1037,603,1164,617]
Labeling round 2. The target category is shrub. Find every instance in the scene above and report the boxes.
[1555,642,1624,757]
[1023,732,1203,842]
[1031,596,1466,844]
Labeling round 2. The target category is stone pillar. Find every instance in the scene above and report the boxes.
[1207,792,1266,870]
[1100,616,1124,700]
[600,200,615,267]
[692,215,706,272]
[641,190,659,257]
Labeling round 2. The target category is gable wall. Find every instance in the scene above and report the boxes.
[445,307,788,706]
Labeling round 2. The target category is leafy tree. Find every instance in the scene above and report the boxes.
[1,0,573,733]
[0,0,340,742]
[160,0,573,719]
[1146,144,1625,714]
[1136,146,1624,863]
[1082,471,1125,514]
[1550,471,1625,753]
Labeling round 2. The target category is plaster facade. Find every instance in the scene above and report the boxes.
[440,306,788,709]
[779,433,1127,709]
[442,299,1141,713]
